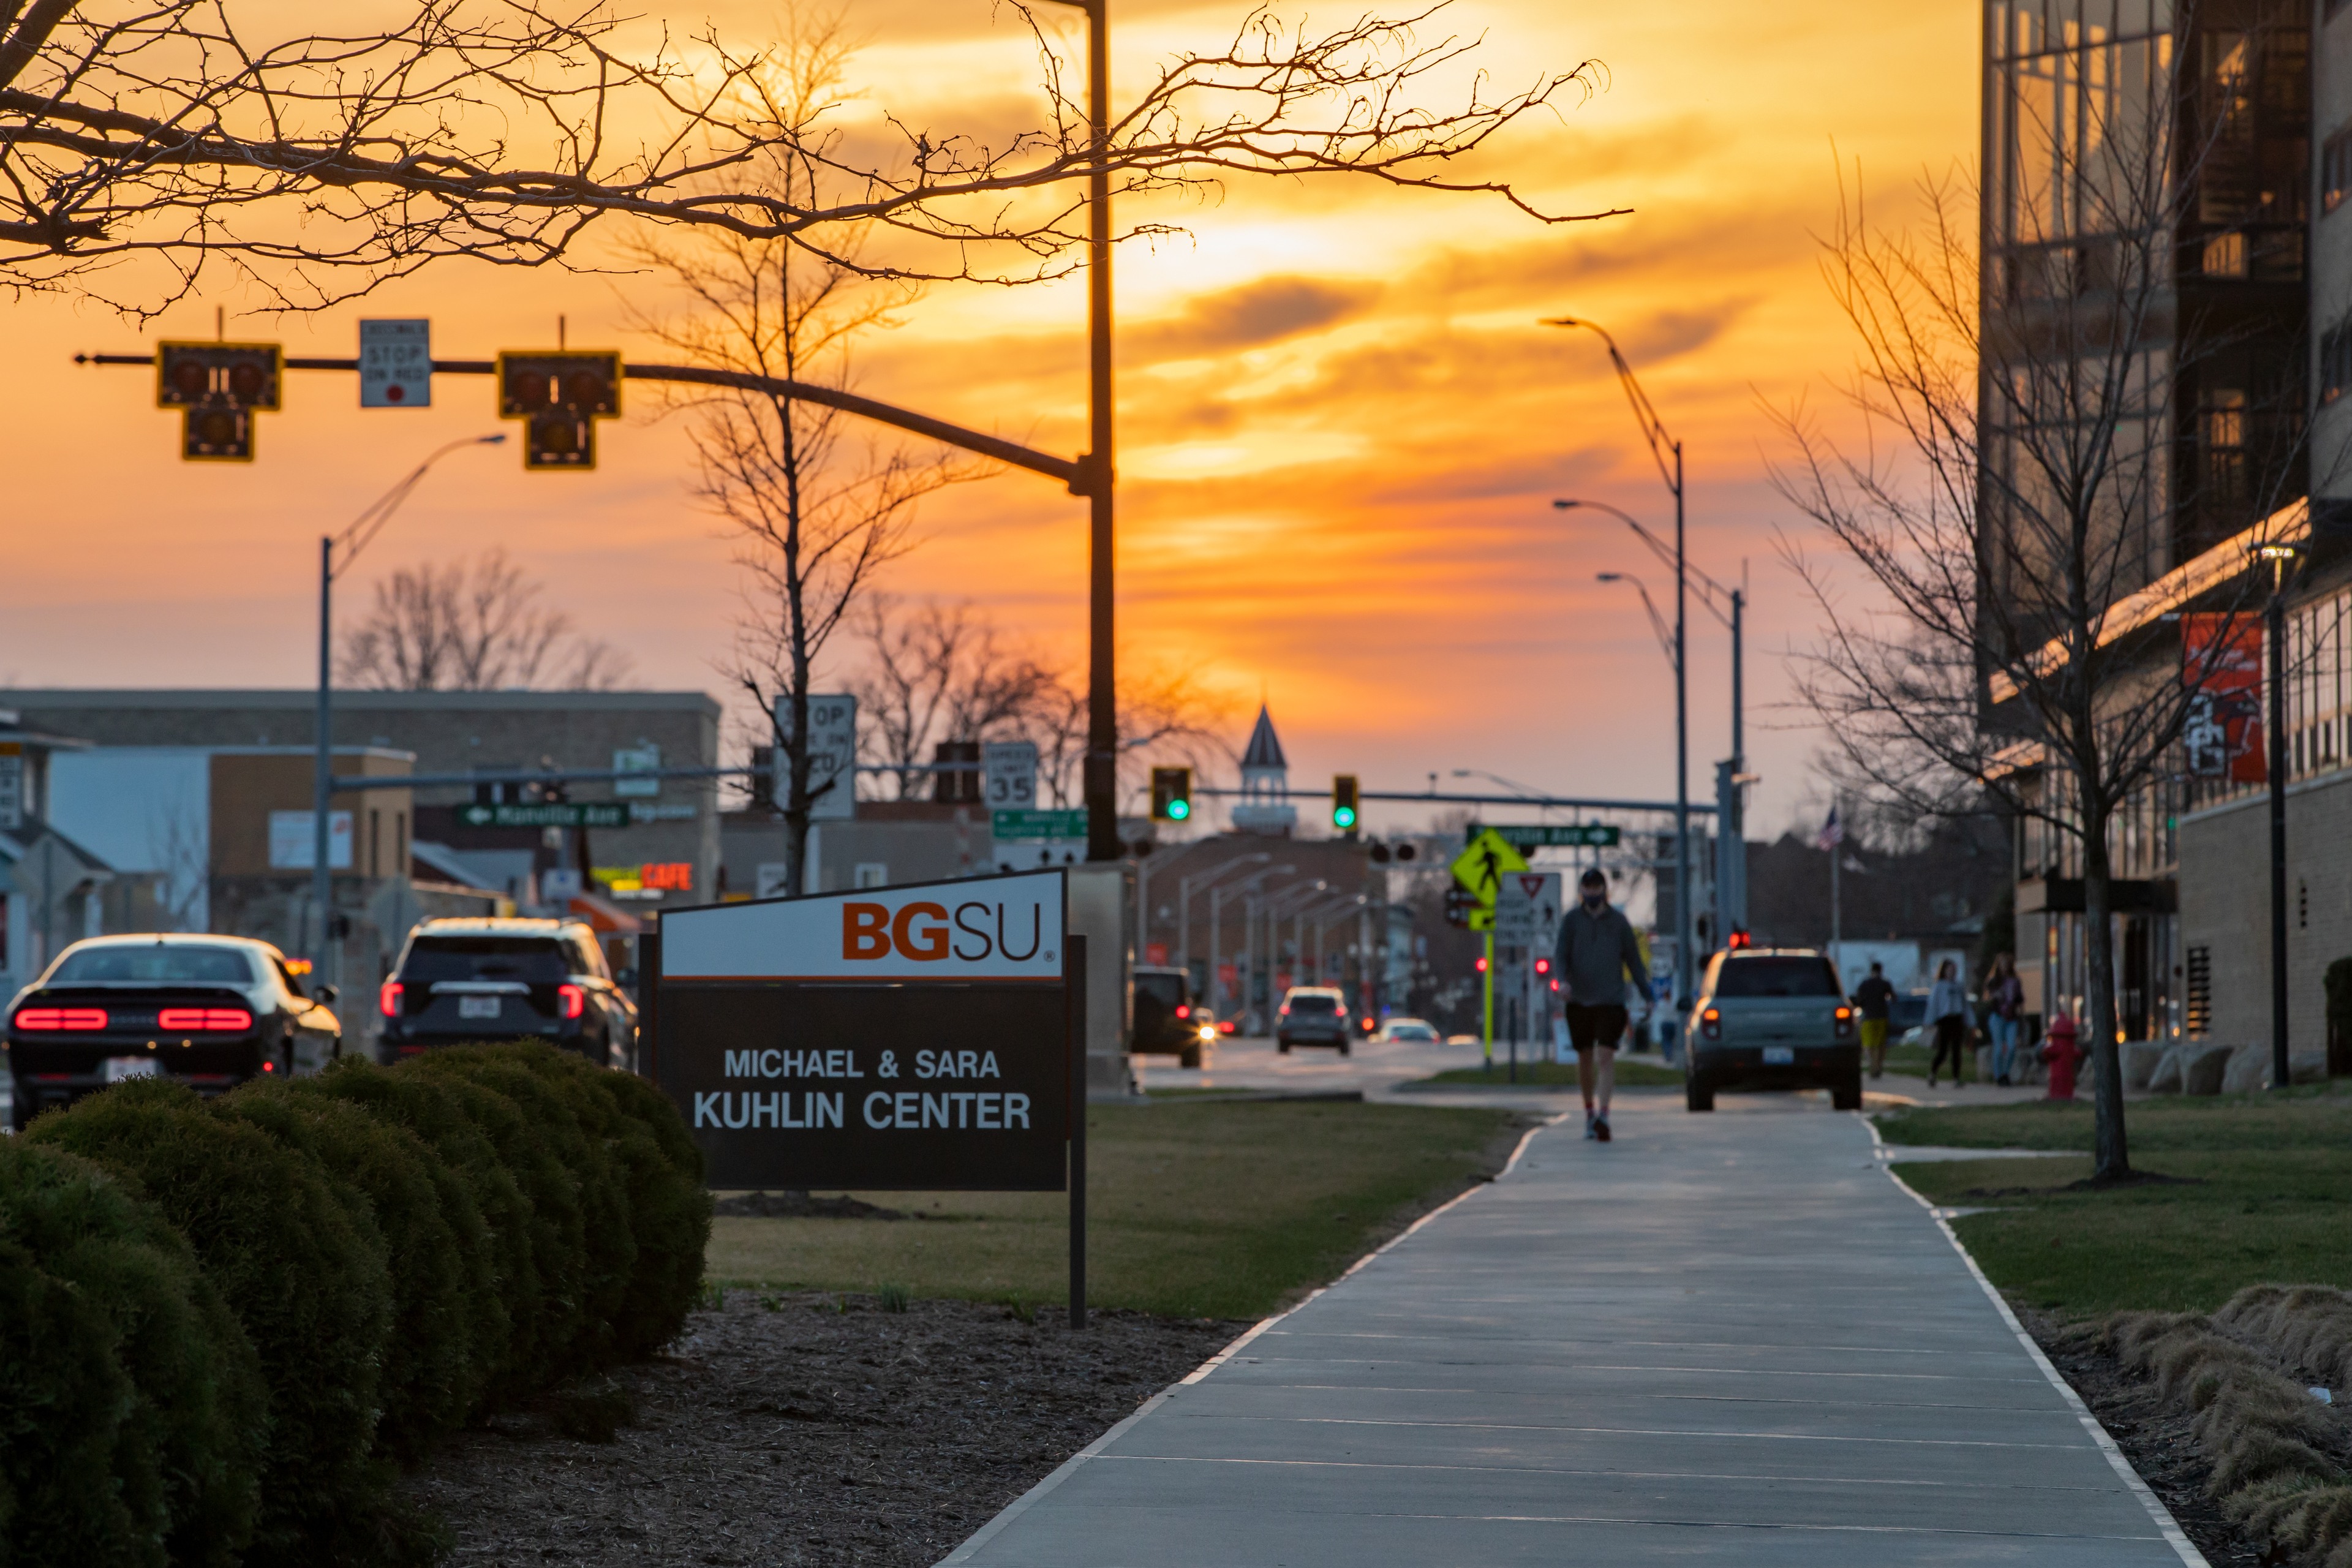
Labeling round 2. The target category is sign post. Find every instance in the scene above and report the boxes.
[1450,828,1529,1068]
[657,871,1087,1317]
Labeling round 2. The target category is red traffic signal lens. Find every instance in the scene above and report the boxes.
[1474,957,1488,973]
[563,369,607,406]
[170,359,209,399]
[227,361,264,401]
[1534,958,1551,973]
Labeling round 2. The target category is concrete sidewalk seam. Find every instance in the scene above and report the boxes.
[1864,1115,2210,1568]
[935,1113,1566,1565]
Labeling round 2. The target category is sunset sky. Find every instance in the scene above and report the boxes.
[2,0,1977,843]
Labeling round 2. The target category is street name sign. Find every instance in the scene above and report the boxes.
[1450,827,1530,908]
[458,801,629,829]
[657,870,1071,1191]
[358,318,431,407]
[1469,822,1621,850]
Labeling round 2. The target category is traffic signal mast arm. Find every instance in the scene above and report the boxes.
[77,353,1090,493]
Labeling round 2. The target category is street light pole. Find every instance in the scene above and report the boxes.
[1178,853,1270,983]
[311,434,506,970]
[2260,545,2301,1089]
[1080,0,1118,863]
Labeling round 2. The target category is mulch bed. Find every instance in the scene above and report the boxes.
[2021,1308,2263,1567]
[404,1293,1247,1567]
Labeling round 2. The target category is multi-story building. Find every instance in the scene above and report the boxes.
[1981,0,2352,1062]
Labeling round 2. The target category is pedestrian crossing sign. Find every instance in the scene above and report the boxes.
[1449,828,1529,908]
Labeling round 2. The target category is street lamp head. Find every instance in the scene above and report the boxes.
[1551,498,1580,510]
[1597,572,1624,583]
[479,432,508,445]
[1540,317,1586,329]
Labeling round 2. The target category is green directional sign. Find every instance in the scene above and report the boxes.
[992,808,1087,842]
[458,802,630,829]
[1468,822,1621,850]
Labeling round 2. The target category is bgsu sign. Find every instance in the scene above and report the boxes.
[657,871,1070,1190]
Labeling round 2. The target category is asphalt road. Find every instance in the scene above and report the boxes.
[944,1095,2199,1567]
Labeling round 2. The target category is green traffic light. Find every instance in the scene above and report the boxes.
[1169,799,1190,820]
[1333,806,1357,829]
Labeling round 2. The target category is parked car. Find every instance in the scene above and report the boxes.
[1682,948,1861,1112]
[1132,965,1215,1068]
[379,918,636,1069]
[7,933,341,1129]
[1276,986,1352,1055]
[1376,1017,1441,1044]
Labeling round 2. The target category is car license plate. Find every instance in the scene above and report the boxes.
[1762,1046,1795,1066]
[103,1055,161,1082]
[459,995,503,1020]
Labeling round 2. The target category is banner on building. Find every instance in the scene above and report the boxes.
[2182,614,2265,782]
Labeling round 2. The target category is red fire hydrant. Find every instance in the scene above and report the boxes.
[2041,1012,2082,1101]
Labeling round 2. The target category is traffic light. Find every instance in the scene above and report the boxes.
[1150,766,1193,821]
[497,350,621,469]
[156,341,282,461]
[1331,774,1359,833]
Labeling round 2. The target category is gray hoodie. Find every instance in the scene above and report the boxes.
[1553,900,1649,1009]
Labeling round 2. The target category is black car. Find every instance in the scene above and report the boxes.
[1132,965,1214,1068]
[380,918,636,1069]
[7,933,342,1129]
[1276,987,1351,1055]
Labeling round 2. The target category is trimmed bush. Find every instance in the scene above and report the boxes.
[25,1078,393,1566]
[0,1139,266,1568]
[478,1044,712,1357]
[411,1050,634,1370]
[300,1061,519,1411]
[216,1083,479,1462]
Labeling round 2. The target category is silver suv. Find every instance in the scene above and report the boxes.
[1683,948,1861,1111]
[1276,987,1351,1055]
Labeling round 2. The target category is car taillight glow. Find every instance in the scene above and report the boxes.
[557,984,586,1020]
[1834,1005,1855,1038]
[262,1061,276,1072]
[1175,1004,1190,1019]
[157,1008,253,1031]
[14,1008,107,1031]
[1360,1017,1374,1031]
[380,980,403,1017]
[1700,1007,1722,1041]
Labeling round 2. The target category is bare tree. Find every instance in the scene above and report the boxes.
[1773,29,2307,1181]
[4,0,1615,314]
[625,17,986,897]
[338,548,633,690]
[1024,657,1232,812]
[853,597,1061,799]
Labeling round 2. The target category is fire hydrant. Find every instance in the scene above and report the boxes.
[2041,1012,2083,1101]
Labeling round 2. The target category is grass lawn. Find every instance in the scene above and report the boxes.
[1404,1057,1685,1090]
[1879,1085,2352,1317]
[705,1100,1523,1320]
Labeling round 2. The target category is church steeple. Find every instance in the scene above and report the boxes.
[1230,703,1296,835]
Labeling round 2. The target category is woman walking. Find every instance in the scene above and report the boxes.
[1983,954,2024,1085]
[1926,959,1969,1088]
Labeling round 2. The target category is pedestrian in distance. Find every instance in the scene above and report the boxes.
[1983,953,2024,1086]
[1852,960,1897,1080]
[1926,958,1969,1088]
[1555,867,1649,1143]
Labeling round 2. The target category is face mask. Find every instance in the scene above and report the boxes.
[1581,890,1605,910]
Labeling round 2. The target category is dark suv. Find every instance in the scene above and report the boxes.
[1276,987,1351,1055]
[380,918,636,1069]
[1132,965,1213,1068]
[1682,948,1861,1111]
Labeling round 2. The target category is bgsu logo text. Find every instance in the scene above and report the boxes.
[841,899,1049,962]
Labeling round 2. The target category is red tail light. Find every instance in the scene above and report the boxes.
[557,984,586,1020]
[1834,1005,1855,1039]
[1175,1004,1191,1019]
[380,980,403,1017]
[1360,1017,1374,1031]
[262,1061,276,1072]
[1700,1007,1722,1041]
[157,1008,254,1032]
[14,1008,107,1031]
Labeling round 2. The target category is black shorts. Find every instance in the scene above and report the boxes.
[1564,1003,1629,1055]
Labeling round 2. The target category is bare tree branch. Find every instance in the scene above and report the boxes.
[337,547,633,690]
[3,0,1618,314]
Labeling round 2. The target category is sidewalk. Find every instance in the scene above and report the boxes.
[944,1096,2199,1566]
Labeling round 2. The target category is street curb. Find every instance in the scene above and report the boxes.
[1862,1115,2209,1567]
[935,1112,1569,1566]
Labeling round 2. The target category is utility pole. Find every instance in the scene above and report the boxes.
[2263,545,2299,1088]
[1080,0,1118,864]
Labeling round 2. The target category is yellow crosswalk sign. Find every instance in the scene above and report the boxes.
[1450,829,1529,908]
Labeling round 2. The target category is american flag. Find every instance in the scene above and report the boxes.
[1814,805,1844,851]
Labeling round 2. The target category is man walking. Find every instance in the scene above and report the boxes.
[1555,868,1649,1142]
[1853,960,1896,1080]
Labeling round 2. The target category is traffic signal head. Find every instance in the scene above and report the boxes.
[157,342,282,461]
[1332,774,1359,832]
[1150,766,1193,821]
[497,351,622,469]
